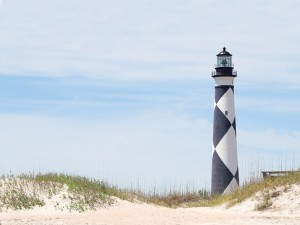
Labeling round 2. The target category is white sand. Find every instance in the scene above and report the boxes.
[0,185,299,225]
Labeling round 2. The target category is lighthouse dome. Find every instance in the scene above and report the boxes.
[217,47,232,56]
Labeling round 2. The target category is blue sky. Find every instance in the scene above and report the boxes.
[0,0,300,192]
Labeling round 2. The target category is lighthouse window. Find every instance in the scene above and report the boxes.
[217,56,232,67]
[225,111,228,115]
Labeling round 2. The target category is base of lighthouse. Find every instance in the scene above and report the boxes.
[211,81,239,195]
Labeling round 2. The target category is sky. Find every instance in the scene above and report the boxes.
[0,0,300,192]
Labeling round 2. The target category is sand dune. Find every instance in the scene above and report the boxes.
[0,200,299,225]
[0,184,299,225]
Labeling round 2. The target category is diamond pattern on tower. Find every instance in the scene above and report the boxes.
[223,177,239,195]
[211,144,215,155]
[215,126,238,175]
[216,87,235,123]
[211,151,234,195]
[215,86,231,104]
[232,118,236,135]
[213,106,231,148]
[212,85,239,195]
[235,168,239,184]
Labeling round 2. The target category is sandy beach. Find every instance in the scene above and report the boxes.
[1,196,299,225]
[0,179,299,225]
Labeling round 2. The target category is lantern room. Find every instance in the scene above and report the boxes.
[212,47,237,77]
[216,47,232,67]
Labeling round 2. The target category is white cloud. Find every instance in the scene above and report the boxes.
[236,96,300,113]
[0,112,212,190]
[239,128,300,152]
[0,0,299,83]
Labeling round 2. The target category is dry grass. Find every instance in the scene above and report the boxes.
[140,189,210,208]
[0,173,116,212]
[0,171,299,211]
[193,171,300,209]
[0,175,45,210]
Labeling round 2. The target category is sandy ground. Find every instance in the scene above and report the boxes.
[0,184,299,225]
[0,198,299,225]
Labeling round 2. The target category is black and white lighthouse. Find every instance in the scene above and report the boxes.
[211,47,239,195]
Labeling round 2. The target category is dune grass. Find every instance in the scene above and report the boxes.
[137,171,300,209]
[0,175,45,210]
[0,173,117,212]
[0,171,299,211]
[0,173,210,210]
[193,171,300,209]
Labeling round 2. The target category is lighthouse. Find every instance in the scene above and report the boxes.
[211,47,239,195]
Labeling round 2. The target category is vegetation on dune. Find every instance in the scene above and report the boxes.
[132,171,300,209]
[194,171,300,210]
[0,171,299,212]
[33,173,116,211]
[0,173,119,212]
[139,189,210,208]
[0,176,45,210]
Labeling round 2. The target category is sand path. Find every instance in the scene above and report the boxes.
[0,199,299,225]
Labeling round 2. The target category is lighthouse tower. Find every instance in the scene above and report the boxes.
[211,47,239,195]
